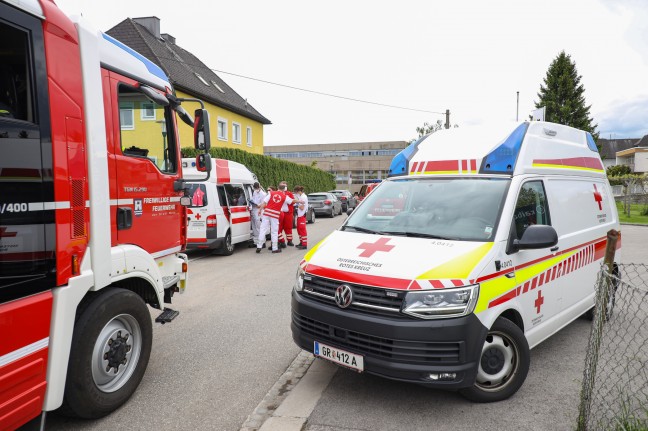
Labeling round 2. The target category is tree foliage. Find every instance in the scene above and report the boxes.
[535,51,598,138]
[181,147,335,193]
[606,164,632,177]
[416,120,444,138]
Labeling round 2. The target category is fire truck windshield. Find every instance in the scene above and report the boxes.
[345,177,510,242]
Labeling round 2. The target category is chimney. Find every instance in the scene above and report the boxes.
[133,17,161,38]
[161,33,176,45]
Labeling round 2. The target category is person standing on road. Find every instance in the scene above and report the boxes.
[294,186,309,250]
[278,181,295,248]
[248,182,266,248]
[257,183,293,253]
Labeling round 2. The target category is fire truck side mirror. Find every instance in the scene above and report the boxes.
[194,109,211,151]
[196,153,211,173]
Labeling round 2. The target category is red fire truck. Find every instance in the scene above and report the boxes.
[0,1,211,428]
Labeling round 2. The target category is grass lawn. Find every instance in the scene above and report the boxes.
[616,201,648,225]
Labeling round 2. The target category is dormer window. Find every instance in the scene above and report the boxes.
[194,73,209,86]
[210,80,225,93]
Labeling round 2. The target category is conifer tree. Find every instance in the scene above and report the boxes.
[535,51,598,137]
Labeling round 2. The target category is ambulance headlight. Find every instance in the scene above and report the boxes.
[402,284,479,319]
[294,267,305,292]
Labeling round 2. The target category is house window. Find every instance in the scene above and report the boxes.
[140,101,155,120]
[246,127,252,147]
[119,102,134,130]
[217,118,228,141]
[232,122,241,144]
[210,80,225,93]
[194,73,210,86]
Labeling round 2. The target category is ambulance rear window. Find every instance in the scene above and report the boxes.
[187,184,208,207]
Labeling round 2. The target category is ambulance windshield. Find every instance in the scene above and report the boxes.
[345,178,510,242]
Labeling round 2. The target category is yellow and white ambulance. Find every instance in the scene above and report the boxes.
[182,158,256,255]
[291,121,620,402]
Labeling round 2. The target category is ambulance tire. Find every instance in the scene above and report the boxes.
[459,317,529,403]
[60,288,152,418]
[218,230,234,256]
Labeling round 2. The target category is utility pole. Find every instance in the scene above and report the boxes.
[516,91,519,122]
[445,109,450,129]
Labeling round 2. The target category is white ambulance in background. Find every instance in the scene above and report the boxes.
[182,158,256,255]
[291,121,621,402]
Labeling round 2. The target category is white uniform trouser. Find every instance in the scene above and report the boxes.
[257,216,280,250]
[251,206,262,242]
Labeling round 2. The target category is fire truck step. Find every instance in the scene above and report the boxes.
[162,275,180,289]
[155,308,180,324]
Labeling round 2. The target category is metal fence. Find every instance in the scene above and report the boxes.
[578,263,648,430]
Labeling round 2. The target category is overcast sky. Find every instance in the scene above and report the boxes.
[55,0,648,146]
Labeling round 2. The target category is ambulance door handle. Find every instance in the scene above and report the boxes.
[550,246,559,252]
[505,272,515,279]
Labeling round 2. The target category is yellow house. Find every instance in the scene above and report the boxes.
[107,16,270,155]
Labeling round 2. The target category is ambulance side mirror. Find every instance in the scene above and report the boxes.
[196,153,211,173]
[194,109,211,151]
[511,225,558,252]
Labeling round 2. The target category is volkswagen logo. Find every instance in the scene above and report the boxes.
[334,284,353,309]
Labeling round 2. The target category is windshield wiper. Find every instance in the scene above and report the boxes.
[380,231,457,240]
[343,225,383,235]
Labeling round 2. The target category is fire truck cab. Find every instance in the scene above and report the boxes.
[0,1,209,427]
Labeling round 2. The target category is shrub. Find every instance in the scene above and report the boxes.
[181,147,335,194]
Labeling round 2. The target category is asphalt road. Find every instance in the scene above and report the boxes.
[48,213,348,430]
[46,223,646,431]
[303,225,647,431]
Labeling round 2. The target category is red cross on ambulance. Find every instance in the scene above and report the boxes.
[357,237,395,258]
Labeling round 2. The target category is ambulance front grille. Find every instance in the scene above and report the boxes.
[302,275,405,318]
[293,313,462,364]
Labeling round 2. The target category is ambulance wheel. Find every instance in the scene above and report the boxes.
[60,288,152,418]
[219,230,234,256]
[459,317,529,403]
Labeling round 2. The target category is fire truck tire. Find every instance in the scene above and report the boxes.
[60,288,152,418]
[218,230,234,256]
[459,317,529,403]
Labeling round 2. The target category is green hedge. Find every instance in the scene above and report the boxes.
[181,147,335,193]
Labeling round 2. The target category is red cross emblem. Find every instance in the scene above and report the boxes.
[593,184,603,211]
[0,227,17,238]
[357,237,395,258]
[534,290,544,314]
[194,213,202,220]
[272,193,282,203]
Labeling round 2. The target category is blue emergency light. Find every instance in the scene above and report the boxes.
[480,123,529,175]
[388,135,429,177]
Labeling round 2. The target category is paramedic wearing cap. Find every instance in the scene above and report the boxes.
[278,181,295,248]
[257,183,293,253]
[248,182,266,248]
[294,186,308,249]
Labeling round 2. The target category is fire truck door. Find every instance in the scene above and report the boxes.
[0,5,54,428]
[110,77,183,255]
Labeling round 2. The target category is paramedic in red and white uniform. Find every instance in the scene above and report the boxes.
[249,182,266,248]
[278,181,295,248]
[294,185,308,249]
[257,183,293,253]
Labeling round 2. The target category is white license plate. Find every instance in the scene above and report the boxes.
[314,341,364,372]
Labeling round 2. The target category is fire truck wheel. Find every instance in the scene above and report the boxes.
[60,288,152,418]
[459,317,529,403]
[219,230,234,256]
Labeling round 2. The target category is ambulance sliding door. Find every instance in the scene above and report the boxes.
[223,183,251,243]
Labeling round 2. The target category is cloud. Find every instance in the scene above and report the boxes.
[595,95,648,138]
[599,0,648,63]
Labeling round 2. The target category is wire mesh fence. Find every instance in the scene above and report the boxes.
[578,263,648,431]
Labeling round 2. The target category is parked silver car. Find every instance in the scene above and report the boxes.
[328,189,355,212]
[308,192,343,218]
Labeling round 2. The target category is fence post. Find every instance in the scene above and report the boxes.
[577,229,619,430]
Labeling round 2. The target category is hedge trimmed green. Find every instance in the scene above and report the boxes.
[181,147,335,193]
